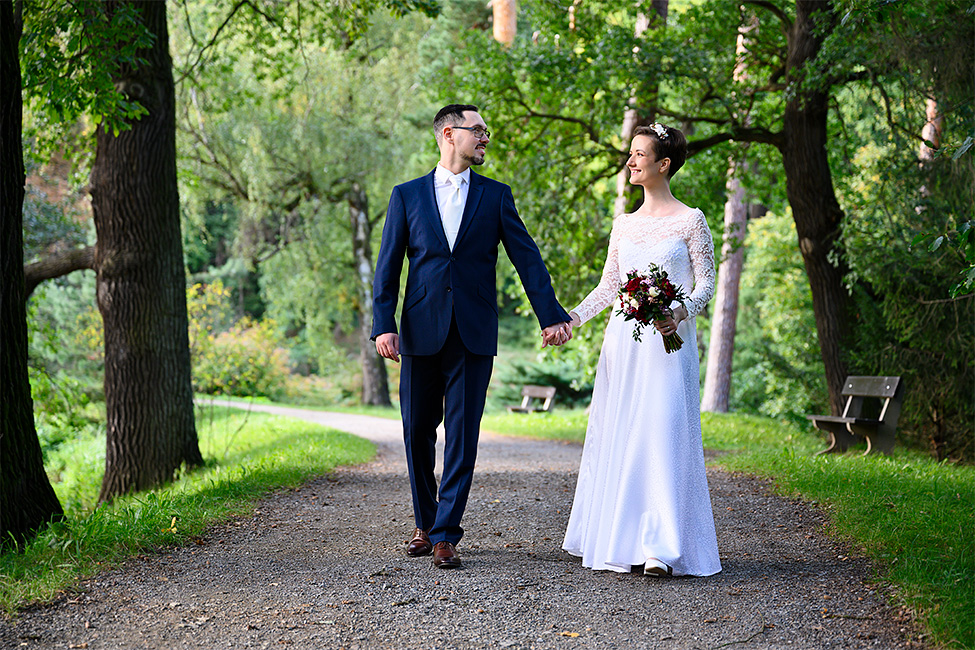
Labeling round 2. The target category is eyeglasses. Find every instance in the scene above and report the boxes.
[452,126,491,139]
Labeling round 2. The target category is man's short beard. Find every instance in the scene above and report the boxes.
[462,152,485,166]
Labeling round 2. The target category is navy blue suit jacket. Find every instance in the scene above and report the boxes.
[371,169,569,356]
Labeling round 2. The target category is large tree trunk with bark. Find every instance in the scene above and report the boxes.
[1,0,65,549]
[782,0,852,414]
[349,183,390,406]
[91,1,202,502]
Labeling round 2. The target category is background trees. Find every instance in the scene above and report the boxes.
[172,5,438,406]
[11,0,440,545]
[435,0,972,458]
[16,0,973,538]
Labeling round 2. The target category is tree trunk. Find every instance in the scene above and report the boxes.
[701,164,748,413]
[1,0,65,549]
[613,0,668,217]
[919,97,942,161]
[349,183,391,406]
[701,12,759,413]
[91,1,202,502]
[782,0,852,415]
[493,0,516,46]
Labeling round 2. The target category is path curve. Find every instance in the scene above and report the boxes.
[1,402,923,649]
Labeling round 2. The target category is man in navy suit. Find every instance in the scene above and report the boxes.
[372,104,572,569]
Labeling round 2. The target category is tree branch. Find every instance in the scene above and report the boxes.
[174,0,281,85]
[743,0,792,34]
[688,126,786,154]
[24,246,95,298]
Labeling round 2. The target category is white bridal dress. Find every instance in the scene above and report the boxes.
[562,208,722,576]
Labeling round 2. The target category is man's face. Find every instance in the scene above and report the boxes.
[450,111,490,166]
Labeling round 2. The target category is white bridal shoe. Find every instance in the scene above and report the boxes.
[644,558,673,577]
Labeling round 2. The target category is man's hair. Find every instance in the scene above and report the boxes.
[634,123,688,178]
[434,104,479,145]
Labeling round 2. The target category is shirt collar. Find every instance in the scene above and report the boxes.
[435,164,471,186]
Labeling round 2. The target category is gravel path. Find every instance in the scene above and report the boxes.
[2,402,925,650]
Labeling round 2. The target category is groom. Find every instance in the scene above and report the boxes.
[372,104,571,569]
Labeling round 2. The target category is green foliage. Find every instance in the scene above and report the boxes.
[173,2,440,377]
[27,275,105,457]
[730,210,826,422]
[493,358,594,410]
[913,220,975,299]
[836,91,974,460]
[0,408,374,613]
[187,282,289,400]
[19,0,153,154]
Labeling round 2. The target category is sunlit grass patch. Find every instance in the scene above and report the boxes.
[481,409,589,442]
[703,412,974,650]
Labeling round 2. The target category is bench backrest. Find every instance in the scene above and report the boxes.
[841,376,900,399]
[522,385,557,399]
[840,376,902,421]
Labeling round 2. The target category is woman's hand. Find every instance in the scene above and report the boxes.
[653,304,687,336]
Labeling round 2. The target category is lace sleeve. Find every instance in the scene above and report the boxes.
[683,209,716,319]
[572,221,621,325]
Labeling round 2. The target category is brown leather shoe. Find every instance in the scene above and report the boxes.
[406,528,432,557]
[432,541,462,569]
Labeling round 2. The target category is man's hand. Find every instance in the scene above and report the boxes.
[375,333,400,363]
[541,322,572,348]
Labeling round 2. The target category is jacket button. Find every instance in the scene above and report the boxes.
[446,287,452,292]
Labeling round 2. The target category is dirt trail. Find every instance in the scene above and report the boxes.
[1,402,923,649]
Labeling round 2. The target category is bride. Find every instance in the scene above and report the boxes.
[562,123,721,577]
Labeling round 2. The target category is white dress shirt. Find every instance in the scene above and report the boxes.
[434,164,471,250]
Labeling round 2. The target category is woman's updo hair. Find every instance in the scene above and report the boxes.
[633,123,687,178]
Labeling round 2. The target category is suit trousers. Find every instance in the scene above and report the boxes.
[400,315,494,546]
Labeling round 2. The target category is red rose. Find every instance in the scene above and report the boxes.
[625,278,641,293]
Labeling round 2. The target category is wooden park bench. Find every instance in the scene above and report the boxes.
[507,385,557,414]
[807,376,903,455]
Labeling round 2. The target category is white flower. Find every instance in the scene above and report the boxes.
[647,286,660,298]
[629,297,640,309]
[649,123,668,140]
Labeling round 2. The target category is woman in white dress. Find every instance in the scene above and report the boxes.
[562,123,721,577]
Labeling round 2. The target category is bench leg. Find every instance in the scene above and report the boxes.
[854,424,895,456]
[814,423,858,455]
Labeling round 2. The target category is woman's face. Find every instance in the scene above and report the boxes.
[626,135,659,185]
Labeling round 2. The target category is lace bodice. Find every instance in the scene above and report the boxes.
[572,208,715,325]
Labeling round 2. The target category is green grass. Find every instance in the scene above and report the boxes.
[485,408,975,650]
[194,393,402,419]
[0,407,374,614]
[481,409,588,442]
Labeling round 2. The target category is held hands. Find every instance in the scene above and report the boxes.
[653,304,688,337]
[541,321,573,348]
[375,332,400,363]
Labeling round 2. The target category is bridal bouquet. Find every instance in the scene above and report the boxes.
[616,265,687,352]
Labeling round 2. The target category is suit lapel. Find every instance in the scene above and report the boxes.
[454,171,484,248]
[421,170,451,251]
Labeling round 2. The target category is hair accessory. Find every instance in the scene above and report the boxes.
[649,123,668,139]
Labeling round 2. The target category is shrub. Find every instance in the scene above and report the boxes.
[188,282,290,400]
